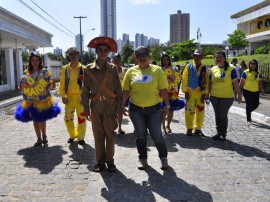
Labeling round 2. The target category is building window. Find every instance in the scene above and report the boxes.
[257,21,263,29]
[265,19,270,27]
[0,50,7,85]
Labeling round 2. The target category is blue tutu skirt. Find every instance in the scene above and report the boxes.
[14,102,61,122]
[161,99,186,111]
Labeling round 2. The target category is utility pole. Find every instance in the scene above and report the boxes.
[74,16,87,62]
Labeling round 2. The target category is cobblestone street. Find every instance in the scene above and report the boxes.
[0,96,269,201]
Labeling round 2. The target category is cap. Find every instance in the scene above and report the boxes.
[67,47,80,55]
[87,36,117,53]
[193,49,203,56]
[134,46,150,56]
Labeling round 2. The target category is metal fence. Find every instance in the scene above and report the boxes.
[259,62,270,94]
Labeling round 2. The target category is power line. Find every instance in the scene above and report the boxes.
[30,0,76,36]
[17,0,74,38]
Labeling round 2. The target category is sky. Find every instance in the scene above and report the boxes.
[0,0,264,54]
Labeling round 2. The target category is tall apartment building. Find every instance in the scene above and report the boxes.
[100,0,117,40]
[135,33,148,48]
[170,10,190,43]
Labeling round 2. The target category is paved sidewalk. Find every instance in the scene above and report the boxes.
[0,94,269,201]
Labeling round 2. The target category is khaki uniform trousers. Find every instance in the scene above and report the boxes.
[91,102,117,164]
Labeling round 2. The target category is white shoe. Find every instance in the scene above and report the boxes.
[161,157,169,170]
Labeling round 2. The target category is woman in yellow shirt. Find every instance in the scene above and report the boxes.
[239,59,265,124]
[121,46,170,170]
[209,51,242,141]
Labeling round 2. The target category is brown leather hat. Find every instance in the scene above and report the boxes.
[87,36,117,53]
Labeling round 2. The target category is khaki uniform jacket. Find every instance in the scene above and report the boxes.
[81,60,122,115]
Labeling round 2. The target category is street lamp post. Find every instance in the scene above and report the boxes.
[225,46,229,60]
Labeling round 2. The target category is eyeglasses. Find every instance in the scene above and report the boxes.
[136,52,149,58]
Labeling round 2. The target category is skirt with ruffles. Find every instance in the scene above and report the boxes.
[14,96,61,122]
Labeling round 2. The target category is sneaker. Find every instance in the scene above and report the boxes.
[186,129,193,136]
[78,140,85,145]
[161,157,169,170]
[194,130,205,137]
[138,159,148,170]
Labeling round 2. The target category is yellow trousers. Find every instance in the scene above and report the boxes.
[64,96,86,141]
[185,90,205,130]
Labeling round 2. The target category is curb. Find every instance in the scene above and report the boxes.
[230,106,270,124]
[0,96,22,109]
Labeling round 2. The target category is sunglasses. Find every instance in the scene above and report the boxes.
[136,52,149,58]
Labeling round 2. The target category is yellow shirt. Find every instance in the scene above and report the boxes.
[59,62,85,98]
[122,64,168,107]
[210,65,237,98]
[241,69,262,92]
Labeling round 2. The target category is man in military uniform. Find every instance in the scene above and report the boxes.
[81,37,122,172]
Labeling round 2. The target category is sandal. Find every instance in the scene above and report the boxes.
[107,163,117,172]
[166,126,172,133]
[34,139,43,147]
[93,163,104,172]
[42,135,48,145]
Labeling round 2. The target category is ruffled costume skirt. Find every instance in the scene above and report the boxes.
[161,99,186,112]
[14,96,61,122]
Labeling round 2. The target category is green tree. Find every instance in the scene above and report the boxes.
[227,30,249,55]
[120,44,134,66]
[22,51,29,62]
[171,39,197,61]
[81,51,96,65]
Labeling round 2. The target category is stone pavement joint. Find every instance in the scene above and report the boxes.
[0,94,269,201]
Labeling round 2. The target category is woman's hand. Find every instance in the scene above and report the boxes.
[121,106,129,116]
[185,92,190,100]
[62,97,68,104]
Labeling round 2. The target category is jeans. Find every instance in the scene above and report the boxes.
[129,103,168,160]
[210,96,234,136]
[243,89,260,122]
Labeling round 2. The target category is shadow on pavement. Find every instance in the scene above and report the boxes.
[17,145,67,174]
[99,167,212,202]
[68,143,96,166]
[171,134,270,161]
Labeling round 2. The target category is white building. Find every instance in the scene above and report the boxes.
[0,6,53,92]
[53,47,62,56]
[231,0,270,52]
[100,0,117,41]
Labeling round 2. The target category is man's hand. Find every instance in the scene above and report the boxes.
[84,112,91,121]
[201,94,206,103]
[62,97,68,104]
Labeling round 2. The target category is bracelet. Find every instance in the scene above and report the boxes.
[165,105,170,108]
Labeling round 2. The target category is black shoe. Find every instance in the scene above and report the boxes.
[117,129,125,135]
[195,130,205,137]
[78,140,85,145]
[186,129,193,136]
[34,139,43,147]
[67,137,76,143]
[219,134,227,142]
[93,163,105,172]
[212,134,221,141]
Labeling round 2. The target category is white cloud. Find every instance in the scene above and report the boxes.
[129,0,161,5]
